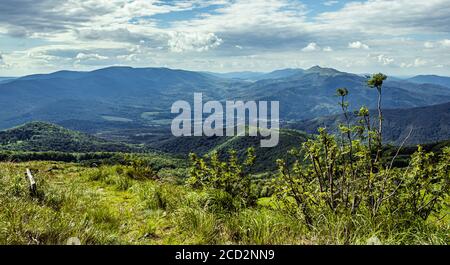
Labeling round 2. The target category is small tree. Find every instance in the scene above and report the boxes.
[367,73,387,163]
[188,148,256,206]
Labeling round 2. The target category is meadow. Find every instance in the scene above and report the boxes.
[0,159,448,245]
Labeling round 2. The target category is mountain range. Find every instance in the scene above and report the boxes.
[0,65,449,149]
[1,66,450,129]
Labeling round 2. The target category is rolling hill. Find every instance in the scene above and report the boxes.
[0,121,308,172]
[149,128,309,172]
[0,121,143,153]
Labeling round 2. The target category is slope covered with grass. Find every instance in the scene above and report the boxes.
[1,161,448,245]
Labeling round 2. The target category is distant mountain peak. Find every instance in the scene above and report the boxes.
[306,65,341,75]
[308,65,324,70]
[406,74,450,88]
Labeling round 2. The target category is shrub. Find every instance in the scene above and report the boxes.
[188,148,257,207]
[273,73,449,237]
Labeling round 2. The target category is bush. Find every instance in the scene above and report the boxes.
[188,148,257,207]
[272,74,450,239]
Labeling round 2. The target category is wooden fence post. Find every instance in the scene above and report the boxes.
[25,168,37,195]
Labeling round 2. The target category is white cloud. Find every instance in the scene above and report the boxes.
[302,42,320,52]
[117,53,140,62]
[0,0,449,75]
[169,0,309,49]
[439,39,450,47]
[0,0,224,37]
[27,50,61,63]
[400,58,428,68]
[348,41,369,50]
[0,52,9,68]
[317,0,450,35]
[423,39,450,49]
[75,52,108,61]
[424,41,435,48]
[376,54,394,65]
[167,32,223,53]
[414,58,427,67]
[302,43,334,52]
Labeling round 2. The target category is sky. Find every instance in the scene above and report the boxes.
[0,0,449,76]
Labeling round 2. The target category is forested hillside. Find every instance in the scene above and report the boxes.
[289,102,450,145]
[0,122,143,153]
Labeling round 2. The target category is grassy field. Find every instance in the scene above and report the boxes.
[1,161,448,245]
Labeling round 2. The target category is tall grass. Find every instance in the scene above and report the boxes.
[0,161,448,245]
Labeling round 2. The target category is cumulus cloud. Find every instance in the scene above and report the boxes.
[0,0,112,37]
[376,54,394,65]
[0,0,449,75]
[348,41,369,50]
[0,0,219,37]
[317,0,450,35]
[167,32,223,52]
[302,42,320,52]
[0,52,9,68]
[400,58,428,68]
[423,39,450,49]
[169,0,309,50]
[117,53,141,62]
[414,58,427,67]
[27,50,62,63]
[75,52,108,61]
[302,43,333,52]
[439,39,450,47]
[424,41,435,49]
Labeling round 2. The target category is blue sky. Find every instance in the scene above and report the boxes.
[0,0,449,76]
